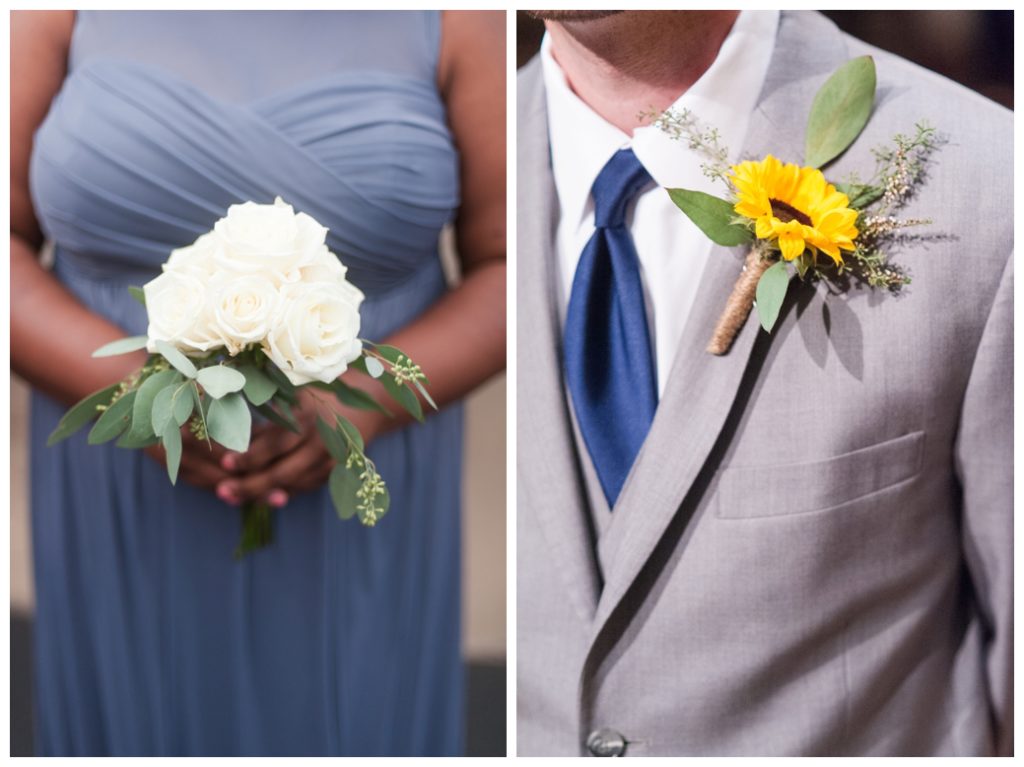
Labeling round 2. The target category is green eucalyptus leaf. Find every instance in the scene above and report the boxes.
[381,374,423,423]
[835,181,885,210]
[805,56,877,169]
[331,380,392,416]
[150,384,177,435]
[255,401,302,434]
[88,391,136,445]
[47,383,120,446]
[366,344,404,365]
[207,392,251,452]
[162,420,182,485]
[128,285,146,307]
[130,370,179,439]
[196,365,246,399]
[666,189,753,247]
[92,335,149,358]
[328,464,360,520]
[155,340,197,379]
[172,384,195,427]
[335,415,365,454]
[238,365,277,406]
[755,260,792,333]
[413,380,438,411]
[115,430,160,449]
[263,363,298,404]
[316,416,348,462]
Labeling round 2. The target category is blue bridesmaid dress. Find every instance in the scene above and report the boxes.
[28,11,464,756]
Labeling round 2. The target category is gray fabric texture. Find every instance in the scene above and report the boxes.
[517,11,1013,756]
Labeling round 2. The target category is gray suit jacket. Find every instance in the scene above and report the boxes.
[517,11,1012,756]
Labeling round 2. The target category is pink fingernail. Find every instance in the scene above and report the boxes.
[267,489,288,508]
[217,484,239,505]
[221,454,237,471]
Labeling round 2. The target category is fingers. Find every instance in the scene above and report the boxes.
[220,425,304,474]
[216,440,332,507]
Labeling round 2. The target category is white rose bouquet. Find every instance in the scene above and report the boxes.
[48,198,435,557]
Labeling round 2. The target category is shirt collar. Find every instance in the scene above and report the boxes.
[542,10,780,229]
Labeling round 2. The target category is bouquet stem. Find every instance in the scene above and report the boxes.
[234,502,274,559]
[706,247,772,356]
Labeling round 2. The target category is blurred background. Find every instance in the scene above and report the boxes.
[517,10,1013,109]
[10,229,507,755]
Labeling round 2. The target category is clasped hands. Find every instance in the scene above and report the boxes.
[147,388,383,508]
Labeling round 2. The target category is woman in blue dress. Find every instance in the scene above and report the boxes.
[11,11,505,756]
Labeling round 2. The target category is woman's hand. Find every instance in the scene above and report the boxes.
[212,388,386,508]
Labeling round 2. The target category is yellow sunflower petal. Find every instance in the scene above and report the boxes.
[778,231,806,261]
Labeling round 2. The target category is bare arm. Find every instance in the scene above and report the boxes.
[11,11,232,489]
[9,11,145,401]
[221,10,507,504]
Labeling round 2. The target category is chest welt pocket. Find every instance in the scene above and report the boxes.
[715,431,926,520]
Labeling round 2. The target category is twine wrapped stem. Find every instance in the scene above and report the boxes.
[706,247,773,356]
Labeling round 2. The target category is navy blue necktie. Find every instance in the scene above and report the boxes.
[564,148,658,507]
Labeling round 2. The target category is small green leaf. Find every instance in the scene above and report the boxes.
[316,416,348,462]
[667,189,753,247]
[172,384,194,426]
[47,383,120,446]
[366,344,403,365]
[755,260,792,333]
[328,464,360,520]
[381,375,423,422]
[364,356,385,378]
[413,380,438,411]
[92,335,149,358]
[238,365,277,406]
[150,384,177,435]
[87,391,136,445]
[130,370,179,439]
[835,182,885,210]
[128,285,146,307]
[155,340,197,379]
[331,380,392,416]
[162,420,182,485]
[196,365,246,399]
[207,392,252,452]
[115,430,160,449]
[263,362,298,404]
[805,56,877,169]
[255,401,302,434]
[335,415,365,454]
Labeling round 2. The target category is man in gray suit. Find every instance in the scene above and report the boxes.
[517,10,1012,756]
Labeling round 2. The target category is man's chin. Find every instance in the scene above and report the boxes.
[526,10,624,22]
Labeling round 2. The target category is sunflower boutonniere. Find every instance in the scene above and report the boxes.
[650,56,939,355]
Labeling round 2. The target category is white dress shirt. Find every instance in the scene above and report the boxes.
[542,11,780,396]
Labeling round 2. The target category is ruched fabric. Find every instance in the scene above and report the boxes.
[27,11,464,756]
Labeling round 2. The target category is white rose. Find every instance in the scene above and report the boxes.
[262,280,364,385]
[164,231,222,279]
[210,274,281,355]
[143,269,222,354]
[298,246,350,284]
[213,197,326,284]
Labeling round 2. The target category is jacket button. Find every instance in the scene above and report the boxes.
[586,728,627,756]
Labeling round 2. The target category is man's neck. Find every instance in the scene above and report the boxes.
[546,11,740,135]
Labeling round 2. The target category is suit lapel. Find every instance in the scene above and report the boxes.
[517,59,602,621]
[589,11,852,632]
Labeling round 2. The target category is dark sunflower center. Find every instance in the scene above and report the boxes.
[770,198,812,226]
